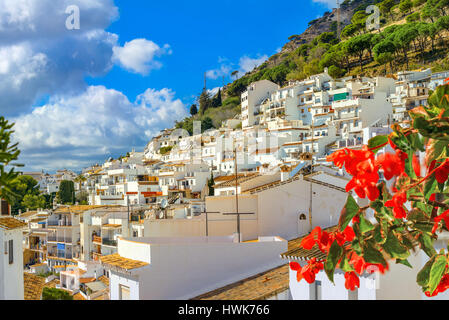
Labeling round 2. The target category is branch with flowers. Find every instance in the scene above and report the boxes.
[290,80,449,297]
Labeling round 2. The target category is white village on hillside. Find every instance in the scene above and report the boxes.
[2,67,449,300]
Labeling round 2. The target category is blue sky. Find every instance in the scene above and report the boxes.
[88,0,333,104]
[0,0,335,172]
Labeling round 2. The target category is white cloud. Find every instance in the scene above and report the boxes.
[206,54,268,81]
[0,1,171,116]
[12,86,188,171]
[112,39,172,75]
[238,55,268,74]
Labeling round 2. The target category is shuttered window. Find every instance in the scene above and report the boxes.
[8,240,13,264]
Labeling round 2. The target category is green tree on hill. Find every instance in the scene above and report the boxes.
[22,194,46,211]
[198,90,212,115]
[8,175,40,214]
[190,104,198,116]
[58,180,75,204]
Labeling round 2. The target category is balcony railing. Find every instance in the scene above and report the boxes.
[337,138,363,148]
[47,236,72,243]
[47,220,72,227]
[92,236,102,244]
[102,239,117,247]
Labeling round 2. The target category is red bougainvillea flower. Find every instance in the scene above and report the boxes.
[425,274,449,297]
[289,262,304,282]
[435,159,449,184]
[432,209,449,234]
[445,77,449,84]
[429,193,436,202]
[344,272,360,291]
[328,146,381,201]
[343,226,355,242]
[301,226,325,250]
[385,191,407,219]
[326,148,350,168]
[376,152,406,180]
[300,258,324,284]
[412,154,421,177]
[348,252,388,275]
[300,226,334,253]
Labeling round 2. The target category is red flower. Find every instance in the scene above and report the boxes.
[290,261,301,271]
[300,258,324,284]
[435,159,449,184]
[445,77,449,84]
[300,226,332,253]
[432,209,449,234]
[376,152,405,180]
[327,148,350,168]
[412,154,421,177]
[328,146,381,201]
[348,251,388,275]
[344,272,360,291]
[290,262,304,282]
[385,191,407,219]
[429,193,436,202]
[343,226,355,242]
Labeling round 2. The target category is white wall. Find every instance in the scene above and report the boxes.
[257,176,347,240]
[0,228,24,300]
[110,236,287,300]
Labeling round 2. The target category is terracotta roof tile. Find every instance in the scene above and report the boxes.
[100,253,149,271]
[0,217,27,230]
[193,264,289,300]
[24,273,45,300]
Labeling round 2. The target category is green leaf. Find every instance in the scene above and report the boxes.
[382,231,410,260]
[417,256,436,287]
[407,132,425,152]
[339,252,354,272]
[363,242,387,265]
[396,259,413,268]
[428,255,448,295]
[368,135,388,154]
[424,175,438,201]
[404,150,417,179]
[338,194,359,232]
[324,241,343,283]
[419,234,437,258]
[359,215,375,234]
[370,200,384,213]
[373,224,387,244]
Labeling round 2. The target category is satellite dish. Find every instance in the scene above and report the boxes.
[160,199,168,209]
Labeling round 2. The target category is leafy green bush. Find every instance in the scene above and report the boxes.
[42,287,73,300]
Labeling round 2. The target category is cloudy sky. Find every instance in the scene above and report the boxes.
[1,0,333,172]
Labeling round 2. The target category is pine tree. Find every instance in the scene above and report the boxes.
[190,104,198,116]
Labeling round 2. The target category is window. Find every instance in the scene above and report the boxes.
[8,240,13,264]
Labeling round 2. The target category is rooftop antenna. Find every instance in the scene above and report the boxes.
[336,0,341,41]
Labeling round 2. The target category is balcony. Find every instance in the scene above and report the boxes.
[102,239,117,247]
[47,236,72,243]
[47,220,72,227]
[92,235,102,244]
[336,138,363,149]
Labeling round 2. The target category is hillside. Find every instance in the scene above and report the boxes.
[174,0,449,133]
